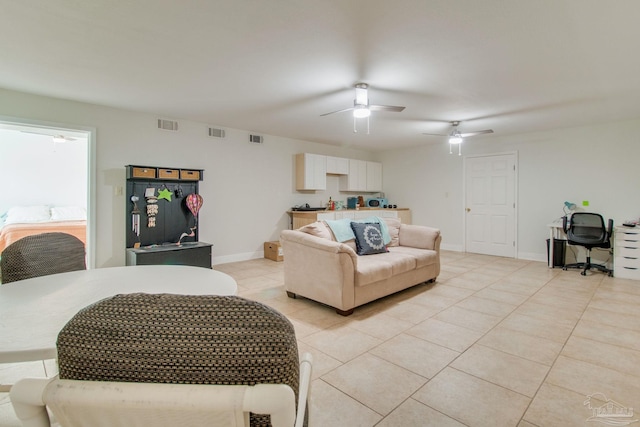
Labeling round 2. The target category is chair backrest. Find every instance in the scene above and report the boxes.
[565,212,611,247]
[0,232,86,284]
[11,294,311,427]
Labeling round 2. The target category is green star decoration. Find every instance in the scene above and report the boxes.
[157,187,173,201]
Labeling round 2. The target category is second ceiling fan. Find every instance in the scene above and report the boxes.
[321,83,405,133]
[423,121,494,155]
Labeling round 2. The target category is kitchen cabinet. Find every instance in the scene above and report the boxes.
[340,159,367,191]
[339,160,382,192]
[326,156,350,175]
[288,208,411,229]
[366,161,382,191]
[614,226,640,280]
[295,153,326,190]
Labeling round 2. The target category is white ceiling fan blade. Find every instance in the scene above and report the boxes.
[422,132,448,137]
[459,129,494,137]
[320,106,355,116]
[369,104,405,112]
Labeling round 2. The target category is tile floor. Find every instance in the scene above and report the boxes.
[2,251,640,426]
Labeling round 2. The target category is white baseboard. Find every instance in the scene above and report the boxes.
[212,251,263,265]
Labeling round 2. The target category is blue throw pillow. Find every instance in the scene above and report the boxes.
[350,222,387,255]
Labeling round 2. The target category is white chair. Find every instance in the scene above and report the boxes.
[11,293,312,426]
[10,353,312,427]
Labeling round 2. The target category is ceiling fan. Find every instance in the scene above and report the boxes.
[423,121,494,155]
[321,83,405,133]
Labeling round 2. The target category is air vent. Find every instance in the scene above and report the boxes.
[208,127,226,138]
[249,134,264,144]
[157,119,179,131]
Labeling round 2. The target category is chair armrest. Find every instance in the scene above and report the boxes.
[295,353,313,427]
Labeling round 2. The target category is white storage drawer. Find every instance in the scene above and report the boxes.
[614,226,640,280]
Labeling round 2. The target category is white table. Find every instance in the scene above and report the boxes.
[0,265,237,364]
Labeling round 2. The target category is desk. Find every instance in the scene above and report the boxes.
[547,222,566,268]
[0,265,237,364]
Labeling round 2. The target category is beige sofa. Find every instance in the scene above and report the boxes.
[280,218,441,315]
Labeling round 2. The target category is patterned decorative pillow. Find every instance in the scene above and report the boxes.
[350,222,388,255]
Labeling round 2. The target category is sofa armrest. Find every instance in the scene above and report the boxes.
[398,224,441,251]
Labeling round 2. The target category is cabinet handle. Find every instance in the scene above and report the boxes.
[623,256,639,260]
[623,267,639,270]
[624,247,638,249]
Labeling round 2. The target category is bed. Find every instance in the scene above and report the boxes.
[0,206,87,254]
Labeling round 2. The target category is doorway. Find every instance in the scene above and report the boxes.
[464,153,517,258]
[0,117,95,268]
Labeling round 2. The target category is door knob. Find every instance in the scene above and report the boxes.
[466,208,471,212]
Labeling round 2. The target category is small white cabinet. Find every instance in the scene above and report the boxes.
[340,159,368,191]
[295,153,326,190]
[326,156,349,175]
[614,226,640,280]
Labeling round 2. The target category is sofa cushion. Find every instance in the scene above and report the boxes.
[389,246,438,269]
[355,255,394,286]
[299,221,334,240]
[350,222,387,255]
[379,251,417,275]
[383,218,401,247]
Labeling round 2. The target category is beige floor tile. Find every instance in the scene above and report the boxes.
[572,319,640,352]
[433,305,502,333]
[407,318,484,352]
[347,312,414,341]
[379,300,442,324]
[376,398,466,427]
[500,312,575,343]
[513,300,583,324]
[296,342,343,380]
[322,353,427,416]
[580,306,640,332]
[588,296,640,317]
[527,292,590,311]
[488,279,545,296]
[370,333,460,379]
[561,335,640,378]
[406,292,460,311]
[310,379,382,427]
[473,287,530,305]
[479,326,564,365]
[451,344,549,397]
[421,283,476,300]
[593,287,640,304]
[301,325,382,363]
[599,278,640,296]
[545,355,640,405]
[523,382,600,427]
[454,295,517,317]
[444,273,498,291]
[413,367,531,427]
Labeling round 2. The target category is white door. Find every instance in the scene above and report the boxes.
[465,153,517,257]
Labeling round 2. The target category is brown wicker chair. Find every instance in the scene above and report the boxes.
[0,232,86,284]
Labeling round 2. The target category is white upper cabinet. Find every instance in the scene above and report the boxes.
[340,159,368,191]
[366,161,382,192]
[295,153,326,190]
[326,156,350,175]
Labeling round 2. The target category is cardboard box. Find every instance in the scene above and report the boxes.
[264,241,283,262]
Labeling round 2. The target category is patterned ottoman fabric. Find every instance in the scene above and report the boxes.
[57,293,300,427]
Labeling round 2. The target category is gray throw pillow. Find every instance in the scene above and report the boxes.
[350,222,387,255]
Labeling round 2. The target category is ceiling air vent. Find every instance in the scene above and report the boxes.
[157,119,178,131]
[208,127,226,138]
[249,134,264,144]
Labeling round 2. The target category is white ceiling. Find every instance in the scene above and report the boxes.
[2,0,640,151]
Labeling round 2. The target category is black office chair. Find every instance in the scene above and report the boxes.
[562,212,613,276]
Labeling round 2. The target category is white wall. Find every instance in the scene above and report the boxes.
[0,88,373,267]
[379,118,640,261]
[0,130,87,215]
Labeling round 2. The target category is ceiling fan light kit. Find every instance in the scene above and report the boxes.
[322,83,405,134]
[423,121,494,156]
